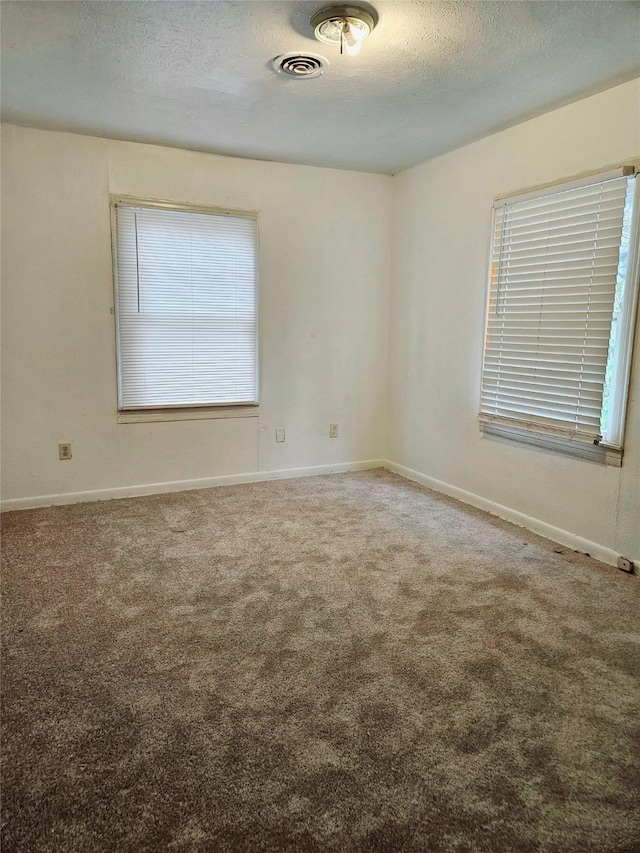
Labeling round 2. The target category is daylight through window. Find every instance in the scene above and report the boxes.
[479,167,639,460]
[112,201,258,410]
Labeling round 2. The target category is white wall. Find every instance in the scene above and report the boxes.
[3,81,639,564]
[389,78,640,562]
[1,125,392,503]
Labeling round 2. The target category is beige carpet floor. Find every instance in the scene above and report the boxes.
[1,470,639,852]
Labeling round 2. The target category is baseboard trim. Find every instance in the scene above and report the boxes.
[384,459,626,569]
[0,459,385,512]
[4,459,631,571]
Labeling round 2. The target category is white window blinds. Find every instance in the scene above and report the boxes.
[479,171,633,445]
[114,202,258,410]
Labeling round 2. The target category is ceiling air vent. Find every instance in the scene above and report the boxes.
[272,52,327,79]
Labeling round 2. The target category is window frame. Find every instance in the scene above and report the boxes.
[478,166,639,466]
[110,195,260,422]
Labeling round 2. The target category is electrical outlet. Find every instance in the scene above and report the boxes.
[617,556,635,574]
[275,427,285,443]
[329,423,339,438]
[58,443,72,460]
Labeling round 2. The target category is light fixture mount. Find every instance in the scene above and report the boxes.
[311,5,376,55]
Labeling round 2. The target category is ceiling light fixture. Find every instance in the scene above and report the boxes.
[311,5,376,56]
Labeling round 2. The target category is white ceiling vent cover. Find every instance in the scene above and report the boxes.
[272,53,328,78]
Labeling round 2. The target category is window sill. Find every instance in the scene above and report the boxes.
[480,421,623,467]
[118,406,259,425]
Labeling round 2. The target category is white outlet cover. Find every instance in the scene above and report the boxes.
[275,428,285,443]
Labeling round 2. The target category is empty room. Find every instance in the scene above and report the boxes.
[1,1,639,851]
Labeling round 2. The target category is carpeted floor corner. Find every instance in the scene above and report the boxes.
[1,470,639,852]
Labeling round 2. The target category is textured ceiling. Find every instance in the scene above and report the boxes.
[1,0,639,174]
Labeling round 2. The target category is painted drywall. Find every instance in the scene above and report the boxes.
[388,78,640,562]
[1,125,391,502]
[3,80,639,567]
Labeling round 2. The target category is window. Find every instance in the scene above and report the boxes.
[112,199,258,412]
[479,167,639,464]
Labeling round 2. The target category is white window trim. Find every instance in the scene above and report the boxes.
[493,165,635,207]
[117,406,260,425]
[478,165,639,465]
[111,194,257,220]
[481,421,623,467]
[605,175,640,447]
[110,196,260,419]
